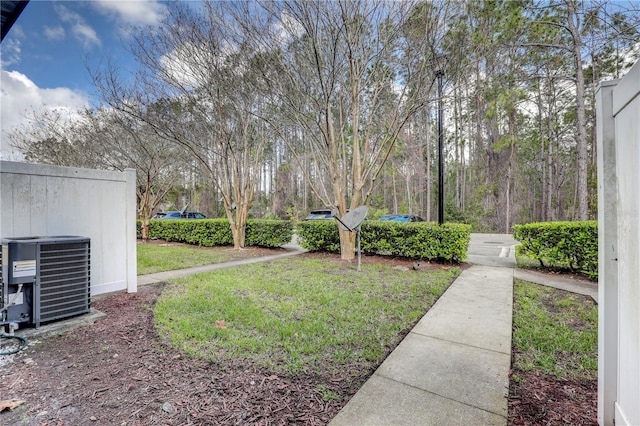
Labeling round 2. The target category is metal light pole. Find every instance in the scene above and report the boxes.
[436,65,444,225]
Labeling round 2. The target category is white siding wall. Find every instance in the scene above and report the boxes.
[0,161,137,295]
[597,59,640,426]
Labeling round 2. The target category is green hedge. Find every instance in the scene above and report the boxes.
[297,220,472,262]
[245,220,295,248]
[512,221,597,279]
[137,219,293,248]
[296,220,342,253]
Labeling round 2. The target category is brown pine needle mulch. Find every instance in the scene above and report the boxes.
[509,368,597,425]
[0,284,365,425]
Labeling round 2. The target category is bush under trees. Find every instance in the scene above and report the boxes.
[512,221,598,279]
[137,219,293,248]
[138,219,472,263]
[297,220,472,262]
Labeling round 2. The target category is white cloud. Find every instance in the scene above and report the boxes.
[159,45,203,90]
[159,39,245,90]
[93,0,167,26]
[44,25,66,41]
[275,11,305,46]
[0,70,89,159]
[72,23,101,48]
[54,4,101,49]
[0,38,22,67]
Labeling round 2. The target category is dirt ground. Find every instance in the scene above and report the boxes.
[0,248,596,425]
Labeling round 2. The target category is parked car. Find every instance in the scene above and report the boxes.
[153,211,207,219]
[304,209,333,220]
[378,214,424,222]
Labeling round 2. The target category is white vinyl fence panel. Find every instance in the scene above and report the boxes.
[596,59,640,426]
[0,161,137,295]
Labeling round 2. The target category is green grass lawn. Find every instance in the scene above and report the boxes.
[505,248,598,422]
[154,256,460,374]
[512,280,598,380]
[142,243,596,381]
[137,242,253,275]
[515,248,543,270]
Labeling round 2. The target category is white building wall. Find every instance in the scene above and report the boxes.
[0,161,137,296]
[597,59,640,426]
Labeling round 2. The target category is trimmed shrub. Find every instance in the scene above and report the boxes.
[245,220,294,248]
[137,219,293,249]
[512,221,597,279]
[297,220,471,262]
[296,220,341,253]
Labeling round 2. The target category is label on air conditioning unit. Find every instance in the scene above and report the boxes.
[9,291,24,306]
[13,260,36,278]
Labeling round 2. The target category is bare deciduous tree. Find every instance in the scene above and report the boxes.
[227,0,444,259]
[9,106,186,242]
[92,2,270,249]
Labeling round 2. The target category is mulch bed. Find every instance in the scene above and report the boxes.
[1,282,368,425]
[507,282,598,426]
[508,367,597,425]
[1,249,597,425]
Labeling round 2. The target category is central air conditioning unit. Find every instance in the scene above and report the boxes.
[1,236,91,329]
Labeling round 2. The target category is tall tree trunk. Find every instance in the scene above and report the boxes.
[566,0,588,220]
[392,169,398,214]
[505,134,515,234]
[425,105,432,222]
[405,174,412,215]
[547,118,555,221]
[537,77,547,222]
[454,85,461,210]
[505,159,511,233]
[545,74,557,222]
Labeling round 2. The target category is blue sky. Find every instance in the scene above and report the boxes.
[1,0,168,158]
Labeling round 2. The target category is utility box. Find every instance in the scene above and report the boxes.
[1,236,90,328]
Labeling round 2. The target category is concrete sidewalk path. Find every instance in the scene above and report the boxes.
[330,233,517,426]
[330,232,599,425]
[514,269,598,302]
[330,264,514,426]
[137,247,305,286]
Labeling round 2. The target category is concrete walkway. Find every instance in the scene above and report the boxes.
[514,269,598,302]
[330,233,518,426]
[137,247,305,286]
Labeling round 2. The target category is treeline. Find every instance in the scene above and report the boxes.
[10,0,639,244]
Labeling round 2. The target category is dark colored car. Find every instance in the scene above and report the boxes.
[304,209,334,220]
[378,214,424,222]
[153,211,207,219]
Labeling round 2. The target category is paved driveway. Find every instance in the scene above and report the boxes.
[466,233,520,268]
